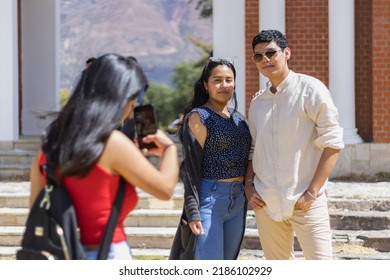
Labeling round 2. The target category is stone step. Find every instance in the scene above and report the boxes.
[0,208,183,227]
[328,198,390,212]
[1,246,390,260]
[12,138,40,152]
[0,165,30,181]
[1,182,390,212]
[0,193,185,210]
[329,210,390,230]
[246,210,390,230]
[1,207,390,231]
[1,225,389,253]
[0,138,39,182]
[0,138,40,152]
[0,151,35,165]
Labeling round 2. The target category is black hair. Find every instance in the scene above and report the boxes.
[85,57,96,65]
[126,56,149,92]
[42,53,148,177]
[127,56,138,63]
[252,30,288,51]
[178,58,237,140]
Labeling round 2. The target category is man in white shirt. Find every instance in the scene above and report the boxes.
[245,29,345,260]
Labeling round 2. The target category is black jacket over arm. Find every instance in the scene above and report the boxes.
[169,116,203,260]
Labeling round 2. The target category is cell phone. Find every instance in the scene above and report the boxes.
[134,104,158,149]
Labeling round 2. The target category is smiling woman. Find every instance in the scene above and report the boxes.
[169,58,252,260]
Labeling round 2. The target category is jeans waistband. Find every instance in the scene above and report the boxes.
[200,179,244,194]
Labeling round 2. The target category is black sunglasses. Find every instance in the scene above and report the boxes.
[252,49,282,63]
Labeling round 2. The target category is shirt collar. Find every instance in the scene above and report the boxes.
[266,70,296,93]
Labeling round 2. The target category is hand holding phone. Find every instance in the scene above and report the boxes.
[134,104,158,149]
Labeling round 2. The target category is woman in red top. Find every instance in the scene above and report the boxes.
[29,54,179,260]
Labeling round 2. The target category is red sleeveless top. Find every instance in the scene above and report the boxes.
[39,154,138,245]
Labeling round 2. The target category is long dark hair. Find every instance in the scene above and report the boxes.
[42,53,148,177]
[178,58,237,140]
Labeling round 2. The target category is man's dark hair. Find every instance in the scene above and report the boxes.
[252,30,288,51]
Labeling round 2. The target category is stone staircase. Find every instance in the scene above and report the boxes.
[0,138,390,259]
[0,138,40,181]
[0,181,390,260]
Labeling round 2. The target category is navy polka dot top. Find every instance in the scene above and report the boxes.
[192,106,251,180]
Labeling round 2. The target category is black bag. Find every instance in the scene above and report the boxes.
[16,163,87,260]
[16,162,125,260]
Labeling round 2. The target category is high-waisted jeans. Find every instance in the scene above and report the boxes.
[194,179,246,260]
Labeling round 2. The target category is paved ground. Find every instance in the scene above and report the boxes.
[2,180,390,198]
[1,180,389,260]
[325,181,390,199]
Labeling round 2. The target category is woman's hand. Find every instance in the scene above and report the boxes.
[139,129,176,156]
[189,220,205,235]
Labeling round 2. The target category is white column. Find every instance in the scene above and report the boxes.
[21,0,61,136]
[259,0,286,90]
[329,0,363,144]
[0,0,19,142]
[213,0,245,115]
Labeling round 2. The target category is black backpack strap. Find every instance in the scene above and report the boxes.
[41,162,60,186]
[97,177,126,260]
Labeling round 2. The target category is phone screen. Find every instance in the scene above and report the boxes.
[134,104,158,149]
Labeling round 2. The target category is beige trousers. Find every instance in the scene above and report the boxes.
[253,193,333,260]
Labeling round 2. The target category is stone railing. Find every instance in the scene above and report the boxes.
[331,143,390,180]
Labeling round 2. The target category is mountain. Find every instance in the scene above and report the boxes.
[60,0,212,88]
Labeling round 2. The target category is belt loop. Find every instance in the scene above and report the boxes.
[212,180,217,191]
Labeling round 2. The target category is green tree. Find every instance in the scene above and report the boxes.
[145,61,204,129]
[170,35,212,116]
[145,34,212,130]
[144,82,176,129]
[171,61,203,115]
[60,88,71,109]
[190,0,212,18]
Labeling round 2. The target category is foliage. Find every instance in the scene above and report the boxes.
[187,35,213,66]
[144,82,177,129]
[60,88,71,109]
[189,0,212,18]
[171,62,203,113]
[59,58,205,131]
[145,34,211,129]
[375,172,390,182]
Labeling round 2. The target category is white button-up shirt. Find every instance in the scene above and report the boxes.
[248,71,345,222]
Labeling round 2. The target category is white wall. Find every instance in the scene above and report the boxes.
[213,0,246,115]
[21,0,60,136]
[0,0,19,141]
[259,0,285,90]
[329,0,362,144]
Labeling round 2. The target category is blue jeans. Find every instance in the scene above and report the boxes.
[194,179,246,260]
[83,241,132,260]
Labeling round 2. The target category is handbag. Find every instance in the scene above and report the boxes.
[16,162,125,260]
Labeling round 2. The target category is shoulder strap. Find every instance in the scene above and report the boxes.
[42,157,126,260]
[97,177,126,260]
